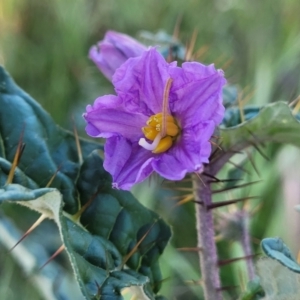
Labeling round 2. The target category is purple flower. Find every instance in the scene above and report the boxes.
[84,48,226,190]
[89,31,147,81]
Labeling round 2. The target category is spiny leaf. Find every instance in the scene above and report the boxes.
[0,66,99,213]
[220,102,300,151]
[0,67,171,299]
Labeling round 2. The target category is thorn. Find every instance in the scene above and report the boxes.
[95,280,101,299]
[185,279,203,286]
[212,181,261,194]
[202,172,242,184]
[6,129,25,184]
[218,254,258,267]
[213,178,242,184]
[45,165,62,187]
[185,29,198,61]
[228,149,244,155]
[17,144,26,165]
[174,194,194,207]
[240,88,255,106]
[194,200,204,206]
[73,192,99,221]
[245,128,270,161]
[72,116,83,165]
[193,45,209,60]
[211,135,222,140]
[227,160,250,175]
[249,141,270,162]
[251,236,261,245]
[209,140,223,151]
[9,214,47,252]
[209,141,224,160]
[152,277,171,291]
[245,149,260,177]
[249,203,263,216]
[168,193,192,200]
[172,14,182,40]
[119,222,156,270]
[39,244,65,270]
[217,285,239,292]
[207,196,259,210]
[177,247,202,252]
[193,172,206,187]
[202,172,221,182]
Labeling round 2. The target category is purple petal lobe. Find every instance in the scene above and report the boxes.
[104,136,154,190]
[169,62,226,128]
[84,32,227,190]
[113,48,172,115]
[83,95,147,140]
[152,122,215,180]
[89,31,147,81]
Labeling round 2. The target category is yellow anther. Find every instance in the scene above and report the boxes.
[152,136,173,154]
[166,122,179,136]
[142,126,158,141]
[141,113,180,153]
[146,113,174,126]
[139,78,179,154]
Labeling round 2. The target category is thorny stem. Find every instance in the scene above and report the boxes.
[192,174,222,300]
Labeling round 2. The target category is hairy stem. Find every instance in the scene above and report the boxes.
[192,174,222,300]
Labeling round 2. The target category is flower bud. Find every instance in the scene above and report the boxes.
[89,31,147,81]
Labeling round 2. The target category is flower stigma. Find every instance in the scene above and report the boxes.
[138,78,180,154]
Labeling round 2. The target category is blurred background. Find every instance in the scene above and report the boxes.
[1,0,300,299]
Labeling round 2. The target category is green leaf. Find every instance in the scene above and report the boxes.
[261,237,300,273]
[0,66,99,214]
[220,102,300,151]
[77,151,171,294]
[0,211,83,300]
[0,67,171,299]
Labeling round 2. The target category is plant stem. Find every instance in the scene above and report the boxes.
[192,174,222,300]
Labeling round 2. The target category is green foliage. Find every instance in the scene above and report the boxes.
[220,102,300,151]
[2,1,300,297]
[261,238,300,274]
[0,67,171,299]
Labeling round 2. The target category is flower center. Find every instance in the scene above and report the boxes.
[139,113,180,153]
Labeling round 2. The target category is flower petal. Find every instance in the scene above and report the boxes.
[169,63,226,128]
[89,31,147,81]
[104,136,154,190]
[113,48,171,115]
[152,122,215,180]
[83,95,147,140]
